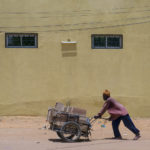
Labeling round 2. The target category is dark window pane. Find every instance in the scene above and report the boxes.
[94,36,106,47]
[8,36,21,46]
[6,33,38,48]
[22,36,35,46]
[107,37,120,48]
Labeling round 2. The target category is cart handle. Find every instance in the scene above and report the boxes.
[90,117,109,121]
[89,117,109,125]
[101,117,110,120]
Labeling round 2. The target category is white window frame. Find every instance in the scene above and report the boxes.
[91,34,123,49]
[5,33,38,48]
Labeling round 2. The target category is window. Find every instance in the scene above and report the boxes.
[5,33,38,48]
[91,34,123,49]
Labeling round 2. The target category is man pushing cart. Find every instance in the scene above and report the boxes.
[94,89,141,140]
[47,89,140,142]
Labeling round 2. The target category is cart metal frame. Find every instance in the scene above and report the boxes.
[47,107,92,142]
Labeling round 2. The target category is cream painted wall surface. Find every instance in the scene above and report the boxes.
[0,0,150,116]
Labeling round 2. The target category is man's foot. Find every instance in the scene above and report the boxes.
[133,134,141,140]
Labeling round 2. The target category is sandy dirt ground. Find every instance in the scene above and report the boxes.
[0,116,150,150]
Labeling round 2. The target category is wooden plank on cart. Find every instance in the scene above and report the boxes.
[64,106,86,116]
[55,102,65,111]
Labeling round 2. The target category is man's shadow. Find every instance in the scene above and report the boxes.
[103,137,129,140]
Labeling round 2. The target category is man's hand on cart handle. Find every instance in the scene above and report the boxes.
[94,115,101,119]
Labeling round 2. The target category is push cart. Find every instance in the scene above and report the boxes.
[47,102,96,142]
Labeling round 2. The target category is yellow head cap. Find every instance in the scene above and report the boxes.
[103,89,110,97]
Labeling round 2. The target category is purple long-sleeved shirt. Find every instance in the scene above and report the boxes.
[99,97,128,120]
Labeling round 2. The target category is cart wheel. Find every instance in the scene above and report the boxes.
[60,121,81,142]
[57,132,63,139]
[57,131,75,140]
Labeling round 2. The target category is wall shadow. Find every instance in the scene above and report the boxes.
[61,43,77,57]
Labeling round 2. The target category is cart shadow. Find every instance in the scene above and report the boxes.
[48,138,91,143]
[48,139,65,143]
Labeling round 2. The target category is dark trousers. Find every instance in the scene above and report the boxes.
[112,114,140,138]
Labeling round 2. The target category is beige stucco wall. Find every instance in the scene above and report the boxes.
[0,0,150,116]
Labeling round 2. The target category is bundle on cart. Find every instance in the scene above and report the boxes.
[47,102,91,142]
